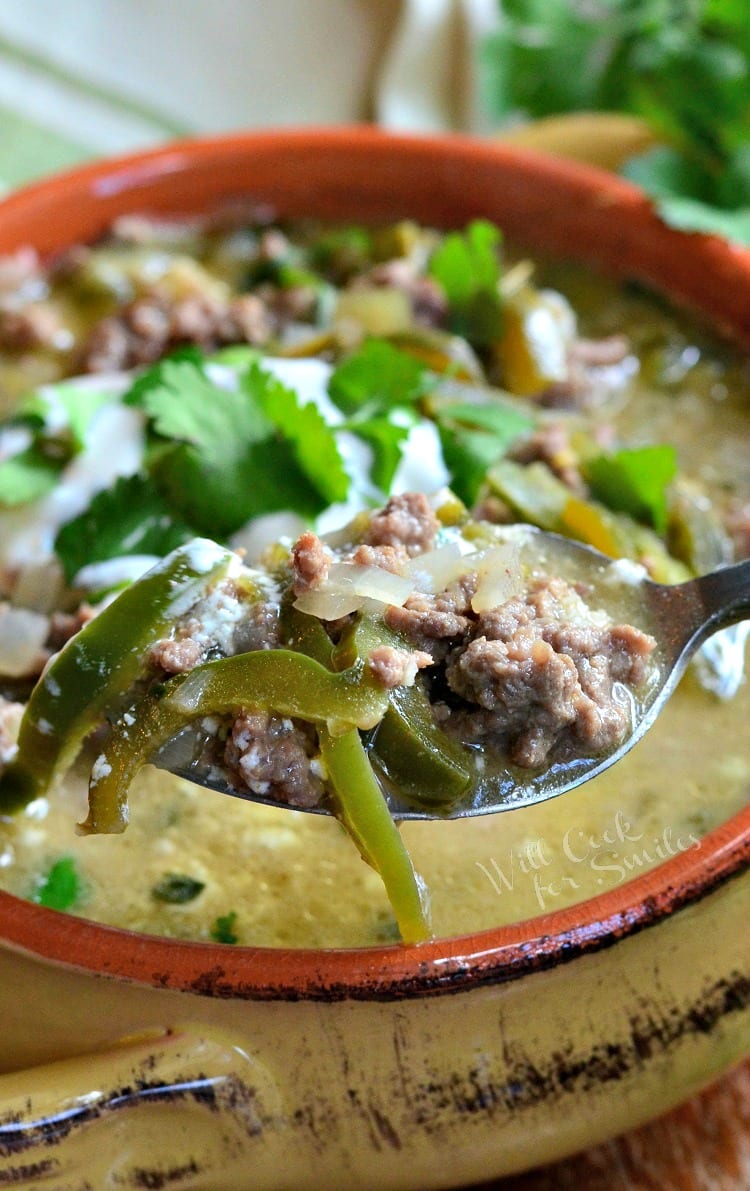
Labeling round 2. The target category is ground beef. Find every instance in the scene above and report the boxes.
[385,573,478,651]
[79,291,273,373]
[46,605,96,653]
[470,495,514,525]
[350,543,410,573]
[364,492,438,557]
[445,575,656,768]
[0,303,62,352]
[224,711,324,808]
[150,636,204,675]
[367,645,433,689]
[0,248,41,297]
[291,531,331,595]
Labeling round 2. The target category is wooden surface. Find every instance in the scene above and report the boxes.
[477,1057,750,1190]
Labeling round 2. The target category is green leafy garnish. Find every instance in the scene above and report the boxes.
[345,417,413,494]
[211,910,239,944]
[482,1,750,244]
[19,385,114,455]
[32,856,82,911]
[0,382,113,507]
[0,446,62,506]
[152,873,206,904]
[428,220,503,344]
[54,474,194,584]
[328,339,430,416]
[584,444,678,535]
[435,400,534,505]
[328,340,431,493]
[132,356,348,537]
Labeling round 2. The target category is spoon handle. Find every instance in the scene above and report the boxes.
[693,557,750,635]
[645,558,750,666]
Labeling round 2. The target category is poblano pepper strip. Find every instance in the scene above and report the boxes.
[333,614,472,806]
[0,540,234,814]
[318,725,431,944]
[81,649,392,834]
[83,611,432,941]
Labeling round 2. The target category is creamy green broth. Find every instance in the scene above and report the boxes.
[0,227,748,947]
[0,661,748,947]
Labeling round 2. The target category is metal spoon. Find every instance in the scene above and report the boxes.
[155,541,750,819]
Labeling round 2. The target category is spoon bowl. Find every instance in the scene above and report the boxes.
[156,537,750,819]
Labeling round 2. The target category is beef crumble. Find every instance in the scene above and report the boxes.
[444,576,655,768]
[364,492,439,556]
[224,711,324,809]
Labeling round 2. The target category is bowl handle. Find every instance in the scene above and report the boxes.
[0,1024,283,1187]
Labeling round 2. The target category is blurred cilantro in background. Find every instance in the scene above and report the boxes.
[481,0,750,244]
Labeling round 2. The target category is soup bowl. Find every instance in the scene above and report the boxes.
[0,128,748,1190]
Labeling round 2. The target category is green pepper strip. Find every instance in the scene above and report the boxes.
[334,615,472,807]
[0,540,234,815]
[486,458,691,584]
[318,725,431,944]
[81,649,391,834]
[84,601,432,941]
[174,644,432,941]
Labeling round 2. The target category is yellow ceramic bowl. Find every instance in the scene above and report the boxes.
[0,128,748,1190]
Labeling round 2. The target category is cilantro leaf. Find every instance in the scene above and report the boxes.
[0,446,62,506]
[652,197,750,246]
[624,146,750,245]
[327,342,430,493]
[328,340,430,416]
[435,400,534,440]
[123,346,204,408]
[211,910,239,944]
[345,416,412,494]
[584,444,678,535]
[54,474,194,583]
[19,384,114,454]
[250,366,349,504]
[0,381,116,507]
[433,398,534,506]
[139,357,335,536]
[428,220,503,346]
[32,856,82,911]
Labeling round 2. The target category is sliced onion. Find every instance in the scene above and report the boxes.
[349,564,412,604]
[470,544,525,613]
[294,562,413,620]
[403,542,473,594]
[0,606,49,677]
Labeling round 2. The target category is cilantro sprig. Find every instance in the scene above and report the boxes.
[327,340,533,501]
[482,1,750,244]
[328,339,431,493]
[134,356,347,536]
[49,352,350,579]
[428,220,503,344]
[435,398,535,505]
[54,474,194,584]
[32,856,82,911]
[584,443,678,535]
